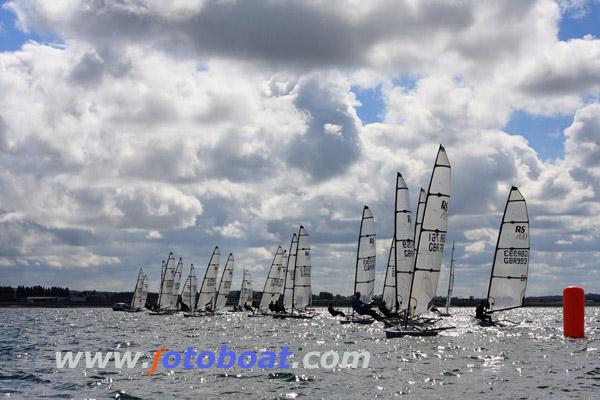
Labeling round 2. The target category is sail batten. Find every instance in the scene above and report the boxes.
[486,186,530,313]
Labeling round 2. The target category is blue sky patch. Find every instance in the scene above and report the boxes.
[559,2,600,41]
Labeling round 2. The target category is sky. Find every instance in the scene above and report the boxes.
[0,0,599,298]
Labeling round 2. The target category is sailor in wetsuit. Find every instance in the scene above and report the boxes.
[351,292,383,321]
[328,303,346,317]
[475,301,493,324]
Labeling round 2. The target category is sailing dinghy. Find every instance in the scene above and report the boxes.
[193,246,220,315]
[273,226,315,319]
[214,253,235,313]
[237,269,254,312]
[122,267,145,312]
[478,186,530,326]
[150,253,178,315]
[386,145,452,338]
[181,264,198,314]
[341,206,376,325]
[254,246,285,316]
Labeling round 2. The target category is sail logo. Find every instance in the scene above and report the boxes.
[515,225,528,240]
[440,200,449,220]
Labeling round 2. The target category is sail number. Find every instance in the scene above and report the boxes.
[399,239,414,257]
[362,257,376,271]
[427,232,446,252]
[298,266,311,277]
[503,249,528,264]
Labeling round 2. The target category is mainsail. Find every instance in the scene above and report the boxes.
[157,253,176,310]
[486,187,530,312]
[394,173,414,312]
[130,268,145,311]
[382,239,396,307]
[282,233,298,310]
[259,246,285,311]
[215,253,234,311]
[180,264,198,312]
[238,270,253,308]
[354,206,376,304]
[171,258,183,308]
[406,145,451,317]
[445,242,456,312]
[293,226,312,310]
[196,247,220,311]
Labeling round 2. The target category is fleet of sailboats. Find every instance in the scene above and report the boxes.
[116,145,533,337]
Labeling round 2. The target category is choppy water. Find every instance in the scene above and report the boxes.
[1,307,599,399]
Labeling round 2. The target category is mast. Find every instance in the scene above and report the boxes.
[485,187,530,312]
[353,206,376,307]
[394,173,414,313]
[445,242,455,313]
[405,145,451,326]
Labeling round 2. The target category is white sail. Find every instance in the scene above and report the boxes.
[293,226,311,310]
[238,270,253,308]
[130,268,145,310]
[180,264,198,312]
[260,246,285,311]
[407,145,451,317]
[445,242,456,312]
[215,253,234,311]
[196,247,220,311]
[171,258,183,308]
[141,275,149,309]
[283,233,298,310]
[382,239,396,307]
[486,187,530,312]
[395,173,414,312]
[354,206,376,303]
[158,253,176,309]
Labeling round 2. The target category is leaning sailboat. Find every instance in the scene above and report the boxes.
[125,267,145,312]
[341,206,376,325]
[195,246,220,314]
[480,186,530,326]
[150,252,178,314]
[214,253,235,312]
[257,246,285,315]
[181,264,198,314]
[274,226,314,319]
[386,145,451,338]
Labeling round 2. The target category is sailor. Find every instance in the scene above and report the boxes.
[351,292,383,321]
[328,303,345,317]
[475,301,493,324]
[377,300,399,318]
[268,301,275,312]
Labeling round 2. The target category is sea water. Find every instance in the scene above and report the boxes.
[1,307,599,399]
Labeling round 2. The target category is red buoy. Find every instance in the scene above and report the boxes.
[563,286,585,338]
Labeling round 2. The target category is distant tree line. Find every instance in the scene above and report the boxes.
[0,286,70,300]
